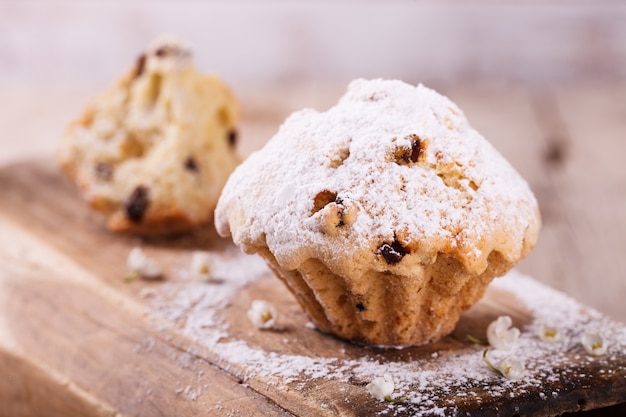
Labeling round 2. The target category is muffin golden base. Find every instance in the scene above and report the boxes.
[260,248,510,346]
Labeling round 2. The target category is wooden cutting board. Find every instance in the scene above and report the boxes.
[1,160,625,417]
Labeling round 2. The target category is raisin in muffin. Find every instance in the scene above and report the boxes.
[59,35,240,235]
[215,79,540,347]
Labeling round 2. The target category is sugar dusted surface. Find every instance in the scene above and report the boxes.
[215,78,540,276]
[145,247,626,416]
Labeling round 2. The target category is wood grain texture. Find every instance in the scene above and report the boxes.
[0,218,290,416]
[1,161,625,417]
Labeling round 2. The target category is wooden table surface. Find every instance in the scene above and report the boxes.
[1,82,625,416]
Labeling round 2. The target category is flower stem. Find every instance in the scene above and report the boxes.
[467,334,489,346]
[482,348,504,377]
[384,395,407,404]
[124,271,138,283]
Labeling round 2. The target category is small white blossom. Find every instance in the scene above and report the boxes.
[581,332,607,356]
[537,324,561,343]
[487,315,520,350]
[127,247,162,280]
[366,374,394,401]
[190,251,213,282]
[247,300,277,329]
[496,356,526,380]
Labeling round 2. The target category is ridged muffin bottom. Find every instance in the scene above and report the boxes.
[258,247,511,347]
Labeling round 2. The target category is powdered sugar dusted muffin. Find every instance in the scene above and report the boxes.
[59,35,240,235]
[215,79,540,347]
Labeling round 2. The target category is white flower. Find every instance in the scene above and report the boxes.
[366,374,394,401]
[190,251,213,282]
[127,247,162,280]
[487,315,520,350]
[247,300,277,329]
[496,356,526,380]
[537,324,561,343]
[581,332,607,356]
[482,348,525,380]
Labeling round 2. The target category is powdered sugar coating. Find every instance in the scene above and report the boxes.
[215,79,539,278]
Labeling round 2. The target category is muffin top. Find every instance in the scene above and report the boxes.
[215,79,540,279]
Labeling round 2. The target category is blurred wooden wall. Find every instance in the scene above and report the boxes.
[1,1,625,88]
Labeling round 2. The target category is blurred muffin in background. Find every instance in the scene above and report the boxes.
[59,35,240,236]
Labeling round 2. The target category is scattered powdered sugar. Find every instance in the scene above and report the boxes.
[212,339,353,383]
[145,246,269,345]
[145,250,626,416]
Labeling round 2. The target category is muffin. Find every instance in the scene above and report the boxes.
[59,35,240,235]
[215,79,540,347]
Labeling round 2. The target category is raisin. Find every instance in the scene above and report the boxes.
[379,238,407,264]
[154,45,189,59]
[356,303,365,312]
[154,46,169,57]
[184,156,199,173]
[125,186,149,222]
[312,190,338,214]
[133,53,147,79]
[396,134,423,165]
[227,129,237,147]
[407,134,422,163]
[94,162,113,181]
[335,197,346,226]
